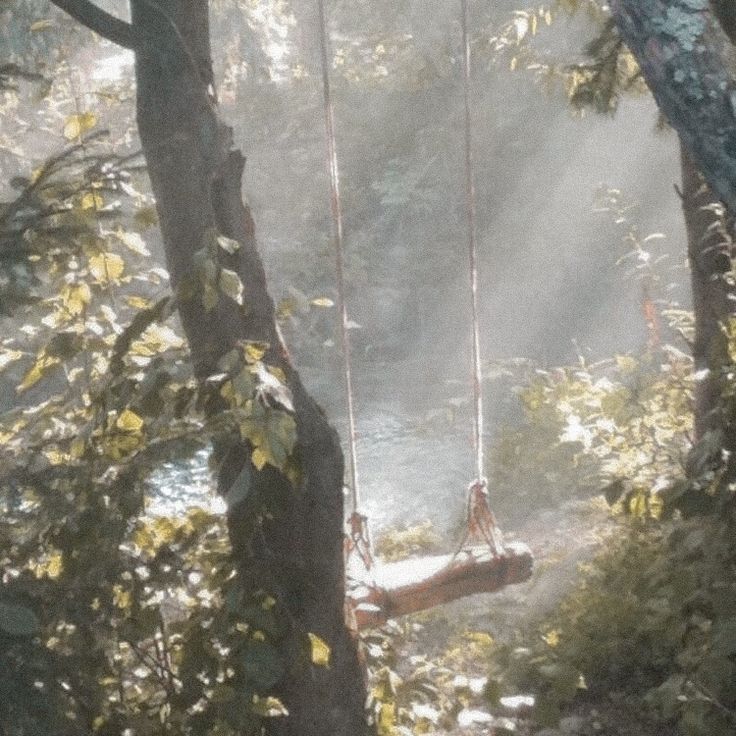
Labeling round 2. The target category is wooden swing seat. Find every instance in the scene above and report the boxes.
[348,542,533,630]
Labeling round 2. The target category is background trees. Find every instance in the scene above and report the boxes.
[2,1,736,735]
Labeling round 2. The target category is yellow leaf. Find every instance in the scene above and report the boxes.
[0,350,23,371]
[615,355,638,374]
[251,695,289,717]
[61,282,91,316]
[134,206,158,229]
[310,297,334,308]
[125,295,152,309]
[252,447,269,470]
[44,448,66,465]
[276,298,296,320]
[70,438,86,459]
[308,632,331,667]
[35,551,63,580]
[217,235,241,254]
[116,409,144,433]
[542,629,561,648]
[268,366,287,384]
[30,19,53,31]
[220,268,244,305]
[220,380,235,405]
[377,702,396,736]
[130,324,185,356]
[116,229,151,256]
[112,585,131,609]
[89,252,124,283]
[80,192,104,210]
[63,112,97,140]
[203,282,218,312]
[243,342,268,363]
[18,353,61,392]
[463,630,494,649]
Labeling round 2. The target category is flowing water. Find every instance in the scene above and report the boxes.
[146,400,476,536]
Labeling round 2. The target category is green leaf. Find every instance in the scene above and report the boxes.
[251,695,288,717]
[110,296,174,375]
[0,350,23,371]
[0,601,40,637]
[601,478,626,506]
[220,269,244,305]
[217,235,241,254]
[240,405,297,472]
[226,462,252,510]
[203,282,219,312]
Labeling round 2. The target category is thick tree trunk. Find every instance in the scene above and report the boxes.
[612,0,736,217]
[130,1,367,734]
[680,142,736,439]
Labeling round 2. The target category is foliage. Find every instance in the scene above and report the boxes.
[374,521,443,563]
[489,347,693,520]
[0,129,147,314]
[482,327,736,736]
[489,0,646,113]
[362,619,501,735]
[0,134,306,734]
[487,511,736,736]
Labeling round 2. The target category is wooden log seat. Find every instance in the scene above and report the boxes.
[347,542,534,630]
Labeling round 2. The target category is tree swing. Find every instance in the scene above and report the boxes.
[316,0,533,631]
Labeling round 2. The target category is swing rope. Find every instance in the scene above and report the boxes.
[461,0,484,488]
[460,0,503,555]
[319,0,507,588]
[316,0,374,573]
[316,0,361,514]
[323,0,531,629]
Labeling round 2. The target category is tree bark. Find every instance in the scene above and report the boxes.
[680,142,736,439]
[611,0,736,217]
[128,1,368,734]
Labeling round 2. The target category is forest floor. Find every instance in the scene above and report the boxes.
[367,497,674,736]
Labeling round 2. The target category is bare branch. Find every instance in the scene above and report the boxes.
[50,0,140,49]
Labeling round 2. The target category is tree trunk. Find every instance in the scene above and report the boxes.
[612,0,736,217]
[130,1,367,733]
[680,141,736,440]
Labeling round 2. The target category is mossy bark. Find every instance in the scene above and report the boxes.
[680,143,736,440]
[612,0,736,217]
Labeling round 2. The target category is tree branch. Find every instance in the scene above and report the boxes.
[611,0,736,218]
[710,0,736,46]
[50,0,140,49]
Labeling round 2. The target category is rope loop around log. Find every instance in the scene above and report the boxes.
[457,478,504,557]
[344,510,374,573]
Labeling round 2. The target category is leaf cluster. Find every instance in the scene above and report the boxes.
[0,139,309,735]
